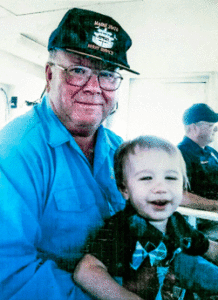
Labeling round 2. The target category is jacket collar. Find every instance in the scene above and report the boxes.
[182,136,206,155]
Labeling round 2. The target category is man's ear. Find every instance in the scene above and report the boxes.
[119,185,129,200]
[192,123,198,132]
[192,123,201,138]
[45,63,53,93]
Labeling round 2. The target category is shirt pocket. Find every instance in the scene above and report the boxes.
[106,183,126,214]
[54,186,95,212]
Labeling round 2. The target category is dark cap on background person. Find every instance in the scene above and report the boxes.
[48,7,139,75]
[182,103,218,125]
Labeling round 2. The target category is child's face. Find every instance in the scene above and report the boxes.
[121,147,183,232]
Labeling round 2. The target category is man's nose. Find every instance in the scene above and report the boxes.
[83,73,102,94]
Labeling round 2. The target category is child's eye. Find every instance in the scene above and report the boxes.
[165,176,178,180]
[140,176,152,181]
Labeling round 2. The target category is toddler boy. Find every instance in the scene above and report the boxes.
[74,135,218,300]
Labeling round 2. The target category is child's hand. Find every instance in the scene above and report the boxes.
[162,269,177,300]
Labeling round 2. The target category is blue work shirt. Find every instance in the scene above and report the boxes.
[0,95,125,299]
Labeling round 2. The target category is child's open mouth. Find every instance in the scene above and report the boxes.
[151,200,169,207]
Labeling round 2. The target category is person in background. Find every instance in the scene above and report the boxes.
[0,8,139,300]
[74,135,218,300]
[178,103,218,239]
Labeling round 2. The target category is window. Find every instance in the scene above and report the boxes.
[126,75,209,145]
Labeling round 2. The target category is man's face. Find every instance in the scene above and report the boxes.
[46,50,118,137]
[196,121,218,145]
[121,148,183,233]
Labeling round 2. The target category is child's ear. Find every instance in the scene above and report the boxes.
[119,185,129,200]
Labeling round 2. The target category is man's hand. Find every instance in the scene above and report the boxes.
[205,240,218,265]
[181,191,218,212]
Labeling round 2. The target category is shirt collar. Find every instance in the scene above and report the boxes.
[36,94,71,147]
[182,136,205,155]
[37,94,117,153]
[126,203,184,250]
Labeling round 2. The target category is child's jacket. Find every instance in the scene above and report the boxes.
[85,203,209,299]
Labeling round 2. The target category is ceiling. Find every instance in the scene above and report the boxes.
[0,0,218,86]
[0,0,142,66]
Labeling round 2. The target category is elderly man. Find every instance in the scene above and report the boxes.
[178,103,218,237]
[0,8,139,300]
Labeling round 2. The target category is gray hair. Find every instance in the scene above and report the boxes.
[47,49,58,63]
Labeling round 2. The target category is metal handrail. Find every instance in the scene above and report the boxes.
[177,206,218,228]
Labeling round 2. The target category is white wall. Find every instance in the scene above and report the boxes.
[85,0,218,77]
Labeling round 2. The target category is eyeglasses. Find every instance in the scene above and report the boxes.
[49,63,123,91]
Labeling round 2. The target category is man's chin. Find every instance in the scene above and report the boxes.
[67,121,101,137]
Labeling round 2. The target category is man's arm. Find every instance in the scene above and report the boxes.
[181,191,218,212]
[0,169,83,300]
[0,126,92,300]
[74,254,143,300]
[179,147,218,212]
[204,240,218,265]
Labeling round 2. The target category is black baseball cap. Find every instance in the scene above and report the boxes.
[183,103,218,125]
[48,8,139,75]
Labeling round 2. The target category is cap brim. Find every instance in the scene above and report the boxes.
[203,113,218,123]
[212,114,218,122]
[66,48,140,75]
